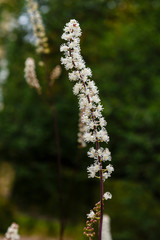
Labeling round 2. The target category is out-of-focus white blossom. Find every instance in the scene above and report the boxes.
[50,65,61,86]
[26,0,50,54]
[0,59,9,84]
[0,58,9,111]
[24,57,41,93]
[87,163,100,178]
[4,223,20,240]
[102,215,112,240]
[102,164,114,181]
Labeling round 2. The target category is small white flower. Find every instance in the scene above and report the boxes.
[87,120,95,129]
[84,132,96,142]
[81,114,89,123]
[102,148,111,161]
[106,164,114,173]
[103,164,114,180]
[69,71,78,81]
[97,104,103,112]
[62,32,73,40]
[92,95,100,104]
[84,88,91,95]
[103,172,110,180]
[87,163,100,178]
[87,147,97,159]
[104,192,112,200]
[84,132,92,142]
[99,117,107,127]
[61,57,73,70]
[97,148,103,157]
[69,40,78,49]
[94,109,102,118]
[79,97,88,109]
[87,210,95,219]
[81,67,92,78]
[60,44,68,52]
[76,60,85,69]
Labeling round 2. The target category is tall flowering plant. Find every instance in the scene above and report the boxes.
[60,19,114,240]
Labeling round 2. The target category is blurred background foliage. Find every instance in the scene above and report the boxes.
[0,0,160,239]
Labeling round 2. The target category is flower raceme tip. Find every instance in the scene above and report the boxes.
[60,19,114,181]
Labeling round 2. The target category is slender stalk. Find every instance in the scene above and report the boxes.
[99,173,104,240]
[41,55,64,240]
[51,105,64,240]
[97,143,104,240]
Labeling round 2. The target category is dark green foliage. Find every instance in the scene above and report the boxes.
[0,0,160,239]
[104,180,160,240]
[0,199,14,233]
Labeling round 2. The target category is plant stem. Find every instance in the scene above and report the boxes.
[51,105,64,240]
[41,55,64,240]
[97,143,104,240]
[99,173,104,240]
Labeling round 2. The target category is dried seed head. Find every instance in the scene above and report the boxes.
[24,57,41,94]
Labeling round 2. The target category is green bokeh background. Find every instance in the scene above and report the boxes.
[0,0,160,239]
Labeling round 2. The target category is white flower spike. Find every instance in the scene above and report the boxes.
[60,19,114,239]
[60,19,113,181]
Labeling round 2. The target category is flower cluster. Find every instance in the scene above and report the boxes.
[60,19,114,181]
[26,0,50,54]
[84,201,102,238]
[24,57,41,93]
[4,223,20,240]
[84,192,111,238]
